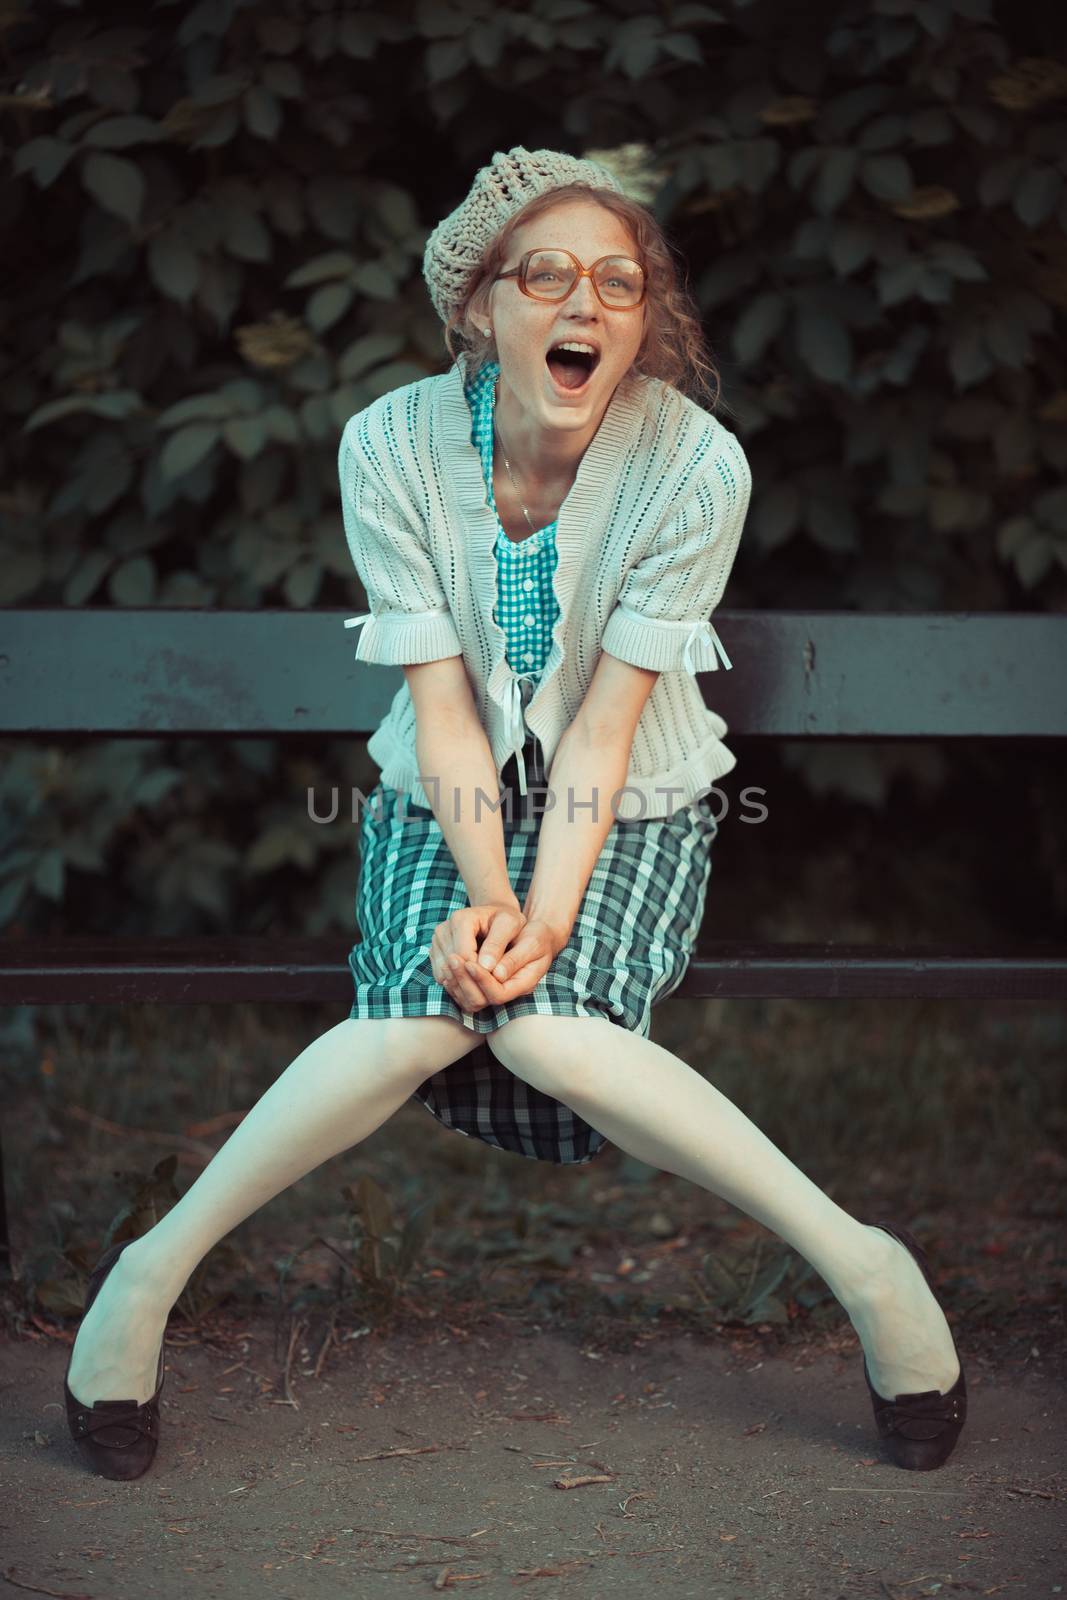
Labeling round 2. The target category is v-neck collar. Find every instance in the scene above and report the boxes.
[436,348,647,755]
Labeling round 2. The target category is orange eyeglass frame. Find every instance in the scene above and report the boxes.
[494,249,648,310]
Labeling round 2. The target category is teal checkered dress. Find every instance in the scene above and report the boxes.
[347,358,719,1164]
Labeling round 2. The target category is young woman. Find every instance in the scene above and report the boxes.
[63,146,965,1480]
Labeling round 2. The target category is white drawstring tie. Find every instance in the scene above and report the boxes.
[682,618,732,675]
[504,671,539,796]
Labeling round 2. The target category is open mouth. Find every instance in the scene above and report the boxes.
[546,344,600,394]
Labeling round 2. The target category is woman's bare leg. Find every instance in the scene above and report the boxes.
[66,1015,475,1407]
[489,1015,962,1404]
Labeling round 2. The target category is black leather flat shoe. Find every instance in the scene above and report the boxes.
[861,1219,967,1471]
[63,1238,166,1481]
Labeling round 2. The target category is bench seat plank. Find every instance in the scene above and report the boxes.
[1,937,1064,1002]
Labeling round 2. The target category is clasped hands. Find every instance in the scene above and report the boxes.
[430,900,566,1012]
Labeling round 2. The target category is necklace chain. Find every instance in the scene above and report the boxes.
[493,378,538,539]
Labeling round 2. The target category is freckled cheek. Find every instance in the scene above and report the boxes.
[501,331,553,370]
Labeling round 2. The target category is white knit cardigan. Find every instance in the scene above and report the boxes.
[339,350,752,821]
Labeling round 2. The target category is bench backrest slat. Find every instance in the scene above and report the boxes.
[1,610,1064,737]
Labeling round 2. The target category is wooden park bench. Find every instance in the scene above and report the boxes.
[2,607,1066,1271]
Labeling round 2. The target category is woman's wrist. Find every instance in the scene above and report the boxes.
[470,885,523,915]
[521,896,572,953]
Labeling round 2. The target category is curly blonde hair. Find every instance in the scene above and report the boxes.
[442,181,730,418]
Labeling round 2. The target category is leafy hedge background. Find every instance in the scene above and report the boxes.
[2,0,1066,943]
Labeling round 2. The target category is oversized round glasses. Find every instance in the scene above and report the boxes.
[494,249,647,310]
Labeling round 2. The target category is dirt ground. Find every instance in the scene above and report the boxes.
[3,996,1065,1595]
[2,1314,1065,1600]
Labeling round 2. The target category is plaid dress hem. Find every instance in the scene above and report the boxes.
[347,739,718,1165]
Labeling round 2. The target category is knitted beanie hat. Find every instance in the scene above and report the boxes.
[422,145,627,328]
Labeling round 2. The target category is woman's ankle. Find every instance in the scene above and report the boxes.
[113,1233,190,1310]
[825,1222,902,1313]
